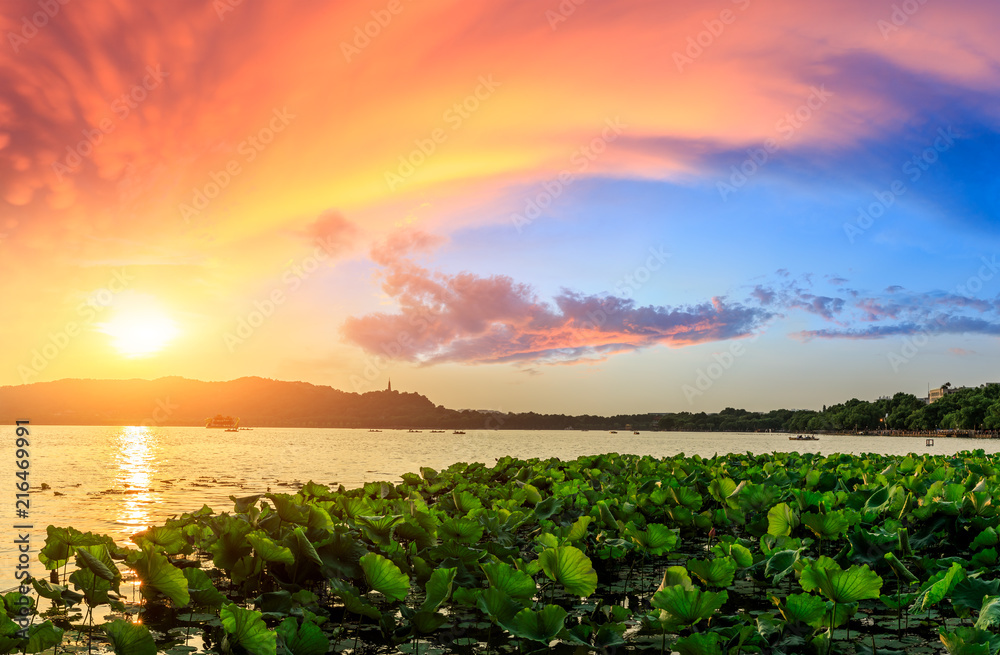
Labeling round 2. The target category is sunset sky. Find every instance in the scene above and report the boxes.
[2,0,999,414]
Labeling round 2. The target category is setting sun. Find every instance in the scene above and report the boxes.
[97,295,180,358]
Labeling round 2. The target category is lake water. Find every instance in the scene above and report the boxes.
[2,425,993,590]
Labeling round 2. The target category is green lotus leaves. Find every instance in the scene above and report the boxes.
[673,632,723,655]
[713,541,753,568]
[764,549,801,585]
[625,523,679,556]
[29,578,66,603]
[884,552,919,584]
[221,603,276,655]
[38,526,111,570]
[954,578,1000,614]
[132,526,188,556]
[666,486,703,511]
[276,617,329,655]
[132,549,190,607]
[328,579,382,620]
[734,483,779,514]
[974,527,1000,550]
[773,592,827,626]
[766,502,799,537]
[501,604,568,643]
[848,526,897,565]
[183,567,226,607]
[799,557,882,604]
[35,449,1000,653]
[913,562,967,611]
[482,561,536,601]
[975,595,1000,631]
[67,567,117,607]
[939,627,1000,655]
[565,515,593,541]
[477,587,523,624]
[75,545,118,582]
[408,610,448,635]
[207,515,253,571]
[439,517,484,544]
[709,477,737,504]
[264,493,310,525]
[285,527,323,568]
[246,531,294,566]
[102,619,156,655]
[421,567,457,612]
[230,494,263,513]
[687,556,737,588]
[356,514,403,546]
[801,510,851,540]
[537,545,598,597]
[452,490,484,515]
[534,495,563,520]
[315,530,367,580]
[651,585,728,629]
[360,552,410,602]
[657,565,695,591]
[22,622,64,655]
[862,485,894,516]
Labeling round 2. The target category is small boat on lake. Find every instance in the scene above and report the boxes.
[453,431,466,435]
[789,434,819,441]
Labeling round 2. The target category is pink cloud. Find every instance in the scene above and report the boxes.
[342,235,771,365]
[302,211,359,257]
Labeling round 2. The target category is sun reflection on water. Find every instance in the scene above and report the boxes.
[112,426,161,538]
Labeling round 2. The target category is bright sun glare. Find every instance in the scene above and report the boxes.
[97,295,180,358]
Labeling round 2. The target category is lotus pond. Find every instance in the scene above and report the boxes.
[10,450,1000,654]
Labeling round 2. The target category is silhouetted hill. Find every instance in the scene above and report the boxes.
[0,377,668,430]
[0,377,443,428]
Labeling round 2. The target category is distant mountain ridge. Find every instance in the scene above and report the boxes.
[0,376,667,430]
[0,377,442,428]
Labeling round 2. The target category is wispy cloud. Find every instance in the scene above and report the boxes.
[342,231,773,365]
